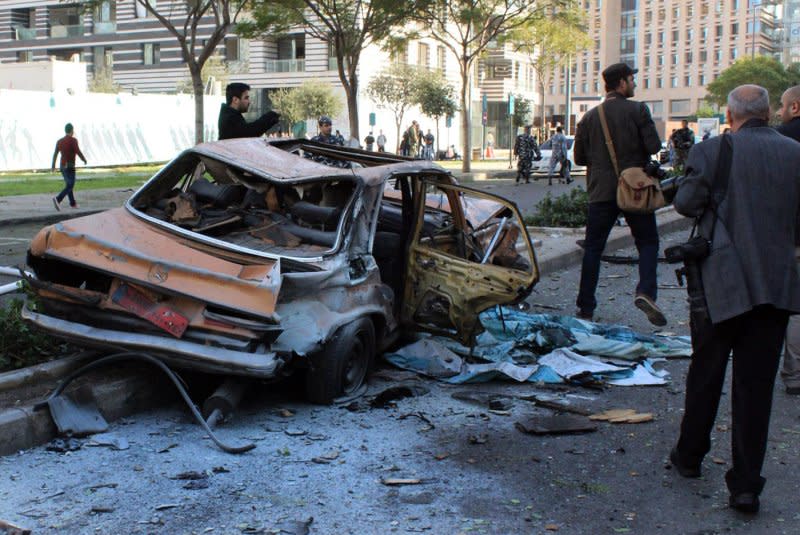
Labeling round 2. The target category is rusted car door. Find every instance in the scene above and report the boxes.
[401,179,539,344]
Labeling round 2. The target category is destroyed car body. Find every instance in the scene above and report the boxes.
[23,138,539,402]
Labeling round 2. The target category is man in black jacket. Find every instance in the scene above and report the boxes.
[573,63,664,325]
[218,82,280,140]
[777,84,800,396]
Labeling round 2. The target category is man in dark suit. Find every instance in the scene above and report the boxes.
[670,85,800,514]
[573,63,664,324]
[777,85,800,396]
[218,82,280,140]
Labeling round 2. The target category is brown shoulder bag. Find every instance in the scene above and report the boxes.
[597,103,665,214]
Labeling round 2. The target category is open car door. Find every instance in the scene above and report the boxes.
[401,179,539,344]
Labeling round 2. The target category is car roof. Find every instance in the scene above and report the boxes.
[193,138,452,187]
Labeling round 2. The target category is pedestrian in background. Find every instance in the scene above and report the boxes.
[670,84,800,514]
[51,122,87,211]
[776,83,800,396]
[422,129,435,160]
[377,130,387,152]
[364,131,375,151]
[670,119,695,171]
[573,62,664,325]
[513,125,541,184]
[546,126,572,186]
[218,82,280,140]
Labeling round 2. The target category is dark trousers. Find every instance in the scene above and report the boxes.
[56,166,77,206]
[576,200,659,314]
[676,305,789,495]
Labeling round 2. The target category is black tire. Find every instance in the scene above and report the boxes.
[305,318,375,404]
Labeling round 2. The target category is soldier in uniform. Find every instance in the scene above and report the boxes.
[670,120,695,171]
[513,125,542,184]
[305,116,351,168]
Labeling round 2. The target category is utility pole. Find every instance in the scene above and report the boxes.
[564,56,572,135]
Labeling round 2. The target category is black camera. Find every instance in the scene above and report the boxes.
[664,235,710,263]
[644,160,667,180]
[665,235,713,350]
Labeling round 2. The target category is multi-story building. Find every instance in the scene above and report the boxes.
[548,0,781,136]
[0,1,540,152]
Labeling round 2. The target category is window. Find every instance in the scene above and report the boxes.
[731,47,738,60]
[731,23,739,35]
[700,74,706,85]
[657,77,663,88]
[94,1,116,34]
[93,46,113,73]
[658,31,664,44]
[715,49,722,62]
[687,29,694,42]
[645,11,652,23]
[658,55,664,66]
[672,30,679,42]
[644,55,651,67]
[671,76,678,88]
[685,75,692,86]
[670,99,691,115]
[716,25,723,37]
[225,37,240,61]
[672,7,680,17]
[686,51,693,62]
[143,43,160,65]
[17,50,33,62]
[700,50,707,61]
[437,46,446,72]
[580,104,588,112]
[581,82,588,92]
[701,27,708,40]
[672,53,679,65]
[644,77,651,88]
[644,33,652,45]
[136,1,155,17]
[417,43,430,69]
[645,100,663,117]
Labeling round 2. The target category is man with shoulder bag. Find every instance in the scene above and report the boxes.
[669,85,800,514]
[573,63,664,325]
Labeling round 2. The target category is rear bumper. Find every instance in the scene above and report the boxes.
[22,306,284,378]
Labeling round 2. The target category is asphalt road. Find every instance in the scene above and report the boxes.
[1,228,799,534]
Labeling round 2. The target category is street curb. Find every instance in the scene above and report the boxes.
[0,351,98,393]
[536,208,692,276]
[0,370,172,456]
[0,210,105,228]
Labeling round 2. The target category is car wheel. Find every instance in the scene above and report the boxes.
[305,318,375,404]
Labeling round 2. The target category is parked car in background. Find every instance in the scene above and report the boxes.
[23,139,539,403]
[530,135,586,176]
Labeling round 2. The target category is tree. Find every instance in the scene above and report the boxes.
[88,69,121,93]
[83,0,247,144]
[706,56,795,110]
[413,0,570,172]
[239,0,412,141]
[511,94,532,128]
[510,2,591,137]
[176,55,230,95]
[271,82,342,137]
[366,64,424,153]
[416,71,458,155]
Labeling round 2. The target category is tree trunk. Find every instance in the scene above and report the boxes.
[346,81,360,141]
[435,117,440,158]
[395,114,402,154]
[539,80,547,142]
[191,63,205,145]
[460,61,471,173]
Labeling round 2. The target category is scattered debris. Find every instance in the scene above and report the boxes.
[279,409,295,418]
[398,412,435,431]
[589,409,654,424]
[381,478,422,486]
[44,387,109,437]
[85,432,130,451]
[284,428,307,437]
[468,434,488,445]
[87,483,118,491]
[311,451,340,464]
[183,480,210,490]
[157,443,179,454]
[45,437,82,453]
[170,471,208,481]
[370,385,430,408]
[90,506,114,514]
[515,415,598,435]
[0,519,31,535]
[268,516,313,535]
[155,504,181,511]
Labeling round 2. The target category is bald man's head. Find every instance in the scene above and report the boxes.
[779,85,800,124]
[727,85,770,123]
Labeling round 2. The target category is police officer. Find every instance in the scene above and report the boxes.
[513,125,541,184]
[306,116,350,168]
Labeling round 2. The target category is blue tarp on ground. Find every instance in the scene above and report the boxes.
[383,309,691,386]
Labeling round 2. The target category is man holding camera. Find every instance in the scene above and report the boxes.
[777,84,800,396]
[670,85,800,514]
[573,63,664,325]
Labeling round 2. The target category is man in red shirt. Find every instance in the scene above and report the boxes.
[51,123,87,210]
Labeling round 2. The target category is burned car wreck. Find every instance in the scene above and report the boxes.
[23,138,539,403]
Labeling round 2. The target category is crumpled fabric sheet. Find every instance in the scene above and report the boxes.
[383,309,688,385]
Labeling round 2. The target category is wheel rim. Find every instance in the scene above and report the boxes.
[342,331,368,394]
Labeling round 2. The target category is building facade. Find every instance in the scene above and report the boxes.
[547,0,782,136]
[0,1,541,151]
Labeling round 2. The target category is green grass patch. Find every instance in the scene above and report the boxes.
[0,165,161,197]
[0,298,69,372]
[525,187,589,228]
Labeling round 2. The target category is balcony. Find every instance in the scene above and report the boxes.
[14,26,36,40]
[93,22,117,34]
[50,24,84,38]
[265,58,305,73]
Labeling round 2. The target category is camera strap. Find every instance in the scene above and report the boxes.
[693,133,733,243]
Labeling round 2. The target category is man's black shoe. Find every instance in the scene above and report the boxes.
[729,492,760,514]
[576,309,593,321]
[669,448,701,478]
[786,386,800,395]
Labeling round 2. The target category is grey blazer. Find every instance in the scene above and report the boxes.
[674,124,800,323]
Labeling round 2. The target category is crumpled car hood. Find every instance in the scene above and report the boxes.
[29,207,281,319]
